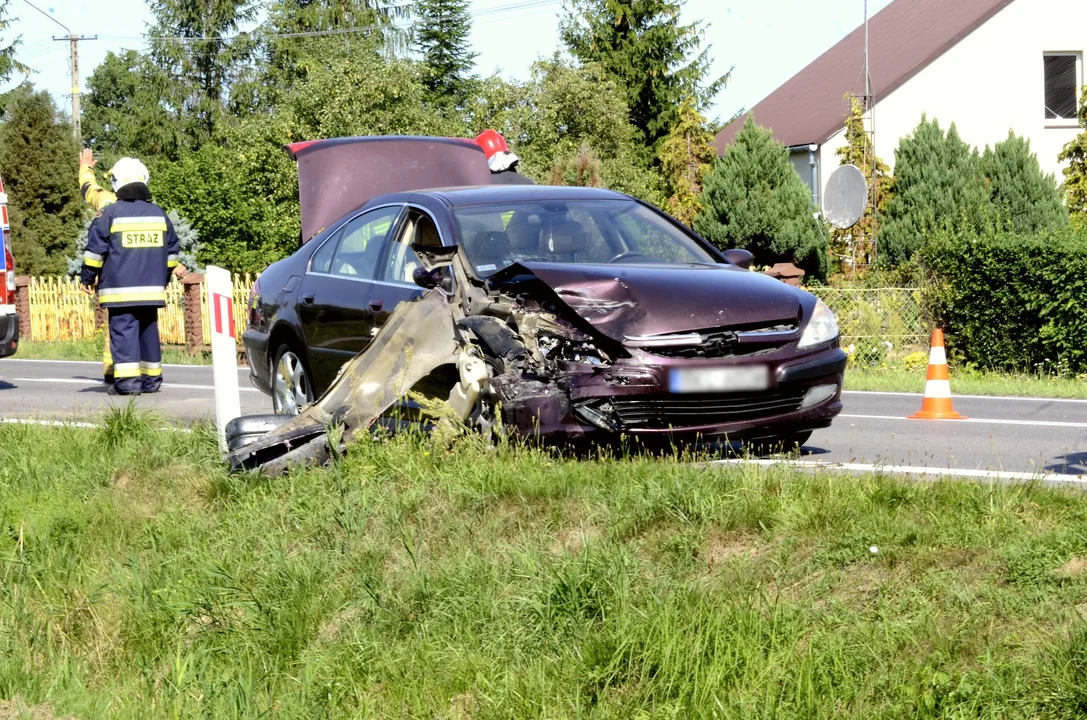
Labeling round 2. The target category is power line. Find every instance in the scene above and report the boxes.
[18,0,69,33]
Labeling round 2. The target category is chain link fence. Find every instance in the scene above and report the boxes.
[22,276,931,366]
[809,287,930,368]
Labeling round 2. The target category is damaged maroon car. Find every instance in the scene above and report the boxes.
[230,137,845,473]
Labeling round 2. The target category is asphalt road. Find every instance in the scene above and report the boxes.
[2,358,1086,480]
[0,358,270,423]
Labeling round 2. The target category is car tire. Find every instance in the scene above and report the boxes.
[747,431,813,456]
[271,344,314,416]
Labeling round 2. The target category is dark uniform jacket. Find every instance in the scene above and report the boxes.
[80,198,180,308]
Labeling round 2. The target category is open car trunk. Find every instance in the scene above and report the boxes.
[286,136,493,243]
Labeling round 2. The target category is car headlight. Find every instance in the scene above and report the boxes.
[797,299,839,349]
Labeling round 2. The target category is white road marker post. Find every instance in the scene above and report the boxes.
[205,265,241,451]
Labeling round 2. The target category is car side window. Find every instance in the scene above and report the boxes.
[381,210,439,284]
[310,231,340,274]
[330,206,402,279]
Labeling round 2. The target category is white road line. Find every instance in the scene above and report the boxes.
[0,417,100,429]
[845,390,1087,404]
[10,377,261,393]
[713,458,1087,485]
[840,413,1087,429]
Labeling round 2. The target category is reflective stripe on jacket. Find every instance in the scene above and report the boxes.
[79,199,180,308]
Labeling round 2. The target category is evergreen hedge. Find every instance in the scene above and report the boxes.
[920,228,1087,373]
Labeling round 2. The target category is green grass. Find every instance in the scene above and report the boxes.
[4,410,1087,717]
[14,339,211,365]
[847,366,1087,398]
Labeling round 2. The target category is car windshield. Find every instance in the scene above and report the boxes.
[451,199,719,277]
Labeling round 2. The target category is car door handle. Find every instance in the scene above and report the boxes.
[302,293,315,305]
[369,300,384,312]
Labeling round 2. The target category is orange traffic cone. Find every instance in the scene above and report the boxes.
[908,329,966,420]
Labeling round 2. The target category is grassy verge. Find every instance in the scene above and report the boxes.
[3,410,1087,717]
[14,339,211,365]
[846,366,1087,399]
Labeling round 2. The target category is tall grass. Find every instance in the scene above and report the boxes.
[1,413,1087,717]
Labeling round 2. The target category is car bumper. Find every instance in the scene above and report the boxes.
[0,313,19,358]
[500,345,847,442]
[242,327,272,395]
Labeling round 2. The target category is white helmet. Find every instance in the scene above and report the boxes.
[109,157,150,192]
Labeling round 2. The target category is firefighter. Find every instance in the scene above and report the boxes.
[79,158,180,395]
[474,130,535,185]
[80,149,188,383]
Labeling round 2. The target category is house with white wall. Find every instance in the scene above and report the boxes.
[715,0,1086,210]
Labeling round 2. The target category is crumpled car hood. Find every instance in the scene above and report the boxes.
[491,262,805,341]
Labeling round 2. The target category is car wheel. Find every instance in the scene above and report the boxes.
[747,430,813,456]
[272,345,313,415]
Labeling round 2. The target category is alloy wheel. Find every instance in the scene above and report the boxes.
[273,349,311,415]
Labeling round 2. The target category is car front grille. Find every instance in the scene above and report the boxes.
[637,322,799,359]
[605,389,806,429]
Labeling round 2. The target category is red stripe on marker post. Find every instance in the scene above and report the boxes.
[213,292,235,339]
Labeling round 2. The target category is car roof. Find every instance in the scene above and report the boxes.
[376,185,633,208]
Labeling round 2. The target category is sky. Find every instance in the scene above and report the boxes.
[1,0,895,128]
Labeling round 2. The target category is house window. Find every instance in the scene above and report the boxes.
[1044,53,1081,120]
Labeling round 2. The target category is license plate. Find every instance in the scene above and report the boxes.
[669,365,770,394]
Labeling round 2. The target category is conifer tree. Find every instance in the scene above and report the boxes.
[413,0,476,103]
[0,84,83,275]
[982,131,1067,234]
[560,0,727,146]
[1059,85,1087,229]
[878,116,989,266]
[0,0,26,85]
[694,117,828,277]
[657,100,716,226]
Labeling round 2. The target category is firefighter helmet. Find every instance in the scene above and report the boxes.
[109,158,150,192]
[474,130,520,173]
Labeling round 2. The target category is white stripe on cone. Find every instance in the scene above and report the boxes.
[922,379,952,399]
[929,346,947,365]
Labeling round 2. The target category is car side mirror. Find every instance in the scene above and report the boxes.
[413,266,444,289]
[723,248,754,270]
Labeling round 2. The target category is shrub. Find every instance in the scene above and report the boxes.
[879,117,989,266]
[695,117,828,279]
[919,227,1087,373]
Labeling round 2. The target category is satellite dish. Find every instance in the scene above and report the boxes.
[823,164,868,229]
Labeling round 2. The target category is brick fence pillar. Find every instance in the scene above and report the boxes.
[14,275,30,338]
[182,273,205,353]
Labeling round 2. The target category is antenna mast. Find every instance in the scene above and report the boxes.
[864,0,879,264]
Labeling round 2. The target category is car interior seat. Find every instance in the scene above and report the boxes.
[540,218,588,260]
[506,211,542,252]
[472,230,514,270]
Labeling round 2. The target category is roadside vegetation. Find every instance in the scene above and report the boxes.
[3,407,1087,717]
[846,366,1087,399]
[13,339,210,366]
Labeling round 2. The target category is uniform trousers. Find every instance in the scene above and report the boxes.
[108,306,163,395]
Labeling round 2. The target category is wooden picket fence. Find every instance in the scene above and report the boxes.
[23,274,254,345]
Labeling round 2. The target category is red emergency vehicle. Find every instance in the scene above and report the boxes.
[0,173,19,357]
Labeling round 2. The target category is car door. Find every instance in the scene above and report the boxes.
[296,204,404,386]
[368,207,440,338]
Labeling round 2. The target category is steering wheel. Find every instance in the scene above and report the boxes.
[607,251,652,264]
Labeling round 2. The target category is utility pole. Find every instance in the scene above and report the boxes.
[19,1,96,141]
[52,33,97,141]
